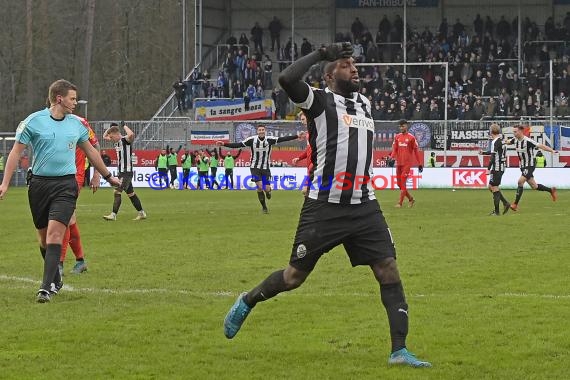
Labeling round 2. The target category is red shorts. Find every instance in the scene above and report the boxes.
[75,175,84,193]
[396,165,411,179]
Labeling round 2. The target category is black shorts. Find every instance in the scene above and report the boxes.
[117,172,134,193]
[157,168,168,179]
[290,198,396,272]
[250,168,272,184]
[520,166,535,180]
[28,174,78,230]
[489,170,504,186]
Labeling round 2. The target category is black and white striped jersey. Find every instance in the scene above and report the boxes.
[241,135,279,170]
[115,137,133,173]
[514,136,539,168]
[294,84,375,204]
[487,137,506,172]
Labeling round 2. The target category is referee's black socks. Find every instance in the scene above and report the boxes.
[380,282,408,353]
[41,244,62,291]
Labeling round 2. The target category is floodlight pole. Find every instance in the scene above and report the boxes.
[403,1,407,74]
[78,100,88,119]
[549,59,554,166]
[444,61,448,167]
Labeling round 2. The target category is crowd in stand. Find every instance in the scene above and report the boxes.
[175,12,570,120]
[327,13,570,120]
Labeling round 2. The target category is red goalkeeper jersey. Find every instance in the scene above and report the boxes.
[74,116,99,176]
[390,132,422,167]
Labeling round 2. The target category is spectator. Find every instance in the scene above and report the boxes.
[173,78,187,113]
[474,14,484,38]
[496,16,511,40]
[251,22,264,54]
[351,17,364,40]
[244,84,254,111]
[284,37,298,61]
[452,18,465,40]
[226,35,237,51]
[556,96,569,117]
[232,80,244,98]
[472,97,485,120]
[483,97,496,117]
[239,33,249,51]
[379,15,391,38]
[301,38,312,57]
[263,55,273,90]
[485,16,494,36]
[352,39,364,62]
[272,87,289,119]
[439,18,448,37]
[268,16,283,52]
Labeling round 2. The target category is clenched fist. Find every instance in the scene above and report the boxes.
[319,42,354,62]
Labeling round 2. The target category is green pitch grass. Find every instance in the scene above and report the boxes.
[0,187,568,379]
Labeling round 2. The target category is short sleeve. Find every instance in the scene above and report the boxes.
[15,120,32,145]
[77,124,89,143]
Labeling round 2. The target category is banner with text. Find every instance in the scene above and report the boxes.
[194,98,275,121]
[94,167,570,190]
[190,130,230,145]
[336,0,439,7]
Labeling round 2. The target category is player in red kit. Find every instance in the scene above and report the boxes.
[59,115,101,275]
[388,119,423,208]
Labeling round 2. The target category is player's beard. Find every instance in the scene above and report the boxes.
[336,78,360,94]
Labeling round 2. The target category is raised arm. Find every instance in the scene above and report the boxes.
[536,143,558,154]
[123,125,135,143]
[278,43,353,103]
[217,139,248,149]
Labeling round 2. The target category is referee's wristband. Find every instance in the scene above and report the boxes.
[103,173,112,180]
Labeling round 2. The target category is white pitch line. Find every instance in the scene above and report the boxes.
[2,275,570,300]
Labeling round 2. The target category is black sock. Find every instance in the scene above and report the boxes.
[244,270,287,307]
[40,246,62,285]
[514,186,524,204]
[498,191,509,205]
[380,282,408,353]
[76,258,84,262]
[493,191,500,213]
[536,184,552,193]
[41,244,62,291]
[113,193,122,214]
[257,191,267,209]
[129,194,143,211]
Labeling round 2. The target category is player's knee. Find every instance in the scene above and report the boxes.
[283,266,309,289]
[372,257,400,284]
[127,192,135,197]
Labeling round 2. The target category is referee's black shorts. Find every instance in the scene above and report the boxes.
[250,168,272,185]
[489,170,504,186]
[28,174,79,230]
[290,198,396,272]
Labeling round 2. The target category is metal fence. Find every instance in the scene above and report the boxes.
[1,118,568,187]
[89,118,569,152]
